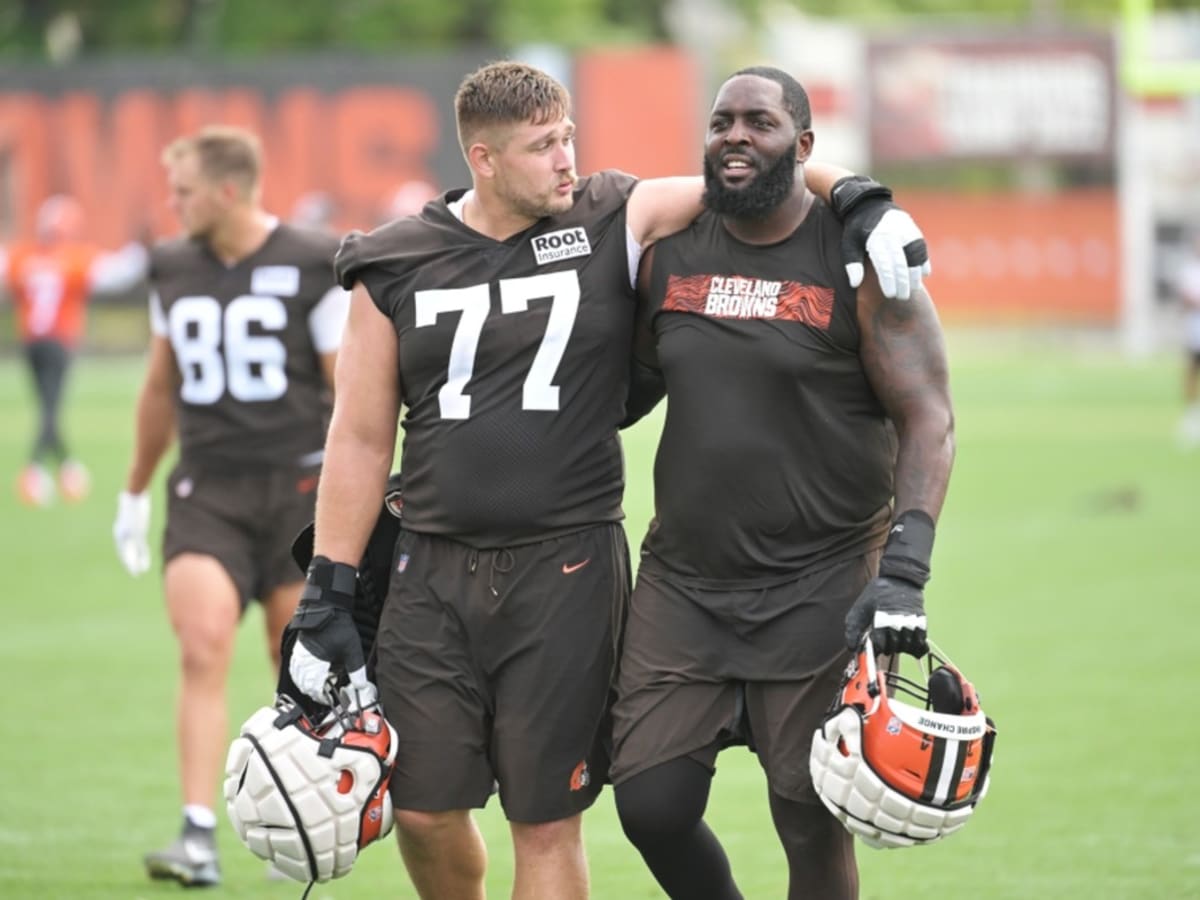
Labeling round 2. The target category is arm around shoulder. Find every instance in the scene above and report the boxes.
[805,161,856,204]
[626,177,704,247]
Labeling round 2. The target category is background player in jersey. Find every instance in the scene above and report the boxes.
[1,194,147,506]
[111,126,349,887]
[283,61,933,900]
[610,67,955,900]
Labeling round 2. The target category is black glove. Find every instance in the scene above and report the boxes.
[289,472,404,665]
[285,555,366,704]
[844,509,935,657]
[830,175,931,301]
[844,576,927,658]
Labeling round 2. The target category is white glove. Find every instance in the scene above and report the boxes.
[848,208,933,302]
[289,639,373,706]
[113,491,151,576]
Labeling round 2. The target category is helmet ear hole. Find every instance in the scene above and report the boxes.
[927,666,964,714]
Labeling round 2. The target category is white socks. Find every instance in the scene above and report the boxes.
[183,805,217,830]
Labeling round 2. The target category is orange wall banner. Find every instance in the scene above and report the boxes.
[901,189,1120,323]
[0,85,446,246]
[0,54,482,244]
[575,48,700,179]
[0,49,700,249]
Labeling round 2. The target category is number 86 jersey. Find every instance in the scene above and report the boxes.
[149,224,346,470]
[335,171,638,547]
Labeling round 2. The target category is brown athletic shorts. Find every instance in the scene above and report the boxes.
[162,463,320,608]
[375,523,630,824]
[611,552,877,801]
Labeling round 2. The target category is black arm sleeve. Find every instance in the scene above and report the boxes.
[622,241,665,429]
[621,357,665,429]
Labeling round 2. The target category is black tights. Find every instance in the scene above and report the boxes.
[615,757,742,900]
[615,757,859,900]
[25,339,71,464]
[769,789,858,900]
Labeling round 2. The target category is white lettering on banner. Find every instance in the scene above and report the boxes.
[870,40,1114,162]
[532,227,592,265]
[941,54,1109,155]
[704,276,782,319]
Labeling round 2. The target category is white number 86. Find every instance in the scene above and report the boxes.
[169,294,289,404]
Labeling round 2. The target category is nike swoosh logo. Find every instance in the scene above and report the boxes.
[562,558,591,575]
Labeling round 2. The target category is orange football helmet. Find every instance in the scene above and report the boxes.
[809,636,996,849]
[224,688,397,883]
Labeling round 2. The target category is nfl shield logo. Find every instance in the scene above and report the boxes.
[396,553,409,573]
[886,716,902,735]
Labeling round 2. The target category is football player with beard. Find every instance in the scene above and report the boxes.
[610,67,955,899]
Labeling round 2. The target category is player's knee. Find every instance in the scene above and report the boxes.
[394,808,487,879]
[769,790,853,860]
[175,618,237,675]
[393,808,459,845]
[510,815,582,857]
[177,636,231,675]
[615,759,710,847]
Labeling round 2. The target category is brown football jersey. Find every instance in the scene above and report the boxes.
[150,224,343,469]
[336,171,639,547]
[638,202,896,586]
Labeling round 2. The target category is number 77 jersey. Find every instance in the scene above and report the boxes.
[149,224,346,469]
[335,171,639,547]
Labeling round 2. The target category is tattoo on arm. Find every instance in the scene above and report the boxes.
[859,283,955,521]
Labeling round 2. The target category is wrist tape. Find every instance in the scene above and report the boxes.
[830,175,893,220]
[302,555,358,609]
[878,509,935,587]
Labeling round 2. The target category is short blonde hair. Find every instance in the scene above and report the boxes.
[454,61,571,153]
[162,126,262,196]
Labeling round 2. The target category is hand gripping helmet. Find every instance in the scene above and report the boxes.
[224,688,397,883]
[809,636,996,849]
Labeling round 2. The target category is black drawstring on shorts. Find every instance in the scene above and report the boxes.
[489,549,514,596]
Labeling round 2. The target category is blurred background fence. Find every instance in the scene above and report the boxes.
[1,0,1197,353]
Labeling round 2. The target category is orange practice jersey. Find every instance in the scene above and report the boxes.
[4,242,101,346]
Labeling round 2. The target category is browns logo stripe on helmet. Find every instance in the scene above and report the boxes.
[921,737,969,806]
[919,737,946,805]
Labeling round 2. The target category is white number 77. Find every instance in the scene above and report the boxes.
[414,271,581,420]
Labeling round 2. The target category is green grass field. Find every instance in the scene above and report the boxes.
[1,339,1198,900]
